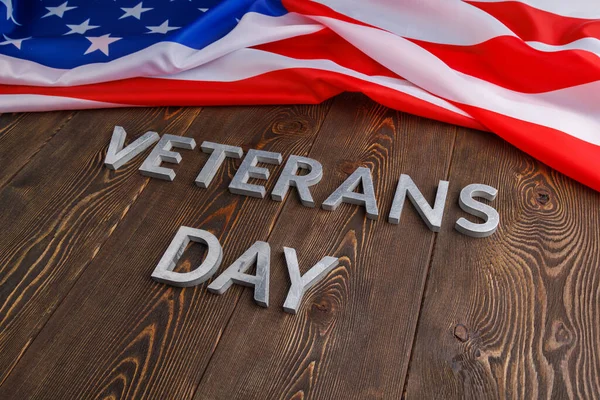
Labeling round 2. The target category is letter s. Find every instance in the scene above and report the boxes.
[455,184,499,238]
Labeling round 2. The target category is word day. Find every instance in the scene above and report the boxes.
[105,126,500,238]
[151,226,338,314]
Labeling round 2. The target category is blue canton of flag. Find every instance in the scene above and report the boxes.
[0,0,286,68]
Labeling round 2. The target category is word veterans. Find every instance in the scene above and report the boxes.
[105,126,499,238]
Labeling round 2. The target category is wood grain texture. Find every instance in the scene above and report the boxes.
[193,94,457,400]
[403,128,600,399]
[0,111,76,188]
[0,107,201,384]
[0,102,332,400]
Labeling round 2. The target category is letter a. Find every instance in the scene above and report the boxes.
[322,167,379,220]
[207,241,271,307]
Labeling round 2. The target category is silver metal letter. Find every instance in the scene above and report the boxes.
[455,183,499,238]
[388,174,449,232]
[271,155,323,207]
[139,134,196,181]
[322,167,379,220]
[207,241,270,307]
[151,226,223,287]
[104,126,160,170]
[229,149,282,198]
[195,141,244,188]
[282,247,339,314]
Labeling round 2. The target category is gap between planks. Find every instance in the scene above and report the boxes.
[401,124,459,400]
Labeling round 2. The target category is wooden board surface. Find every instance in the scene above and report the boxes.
[0,94,598,399]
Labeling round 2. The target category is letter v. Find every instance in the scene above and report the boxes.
[104,126,160,170]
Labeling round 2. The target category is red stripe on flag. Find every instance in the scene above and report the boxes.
[410,35,600,93]
[0,69,482,130]
[466,1,600,44]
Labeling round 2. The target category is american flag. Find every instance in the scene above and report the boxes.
[1,0,599,192]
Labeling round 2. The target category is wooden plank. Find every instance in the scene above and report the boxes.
[0,107,201,384]
[193,94,457,399]
[0,111,76,188]
[0,102,333,399]
[403,128,600,399]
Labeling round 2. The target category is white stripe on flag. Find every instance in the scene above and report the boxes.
[527,38,600,57]
[0,94,120,112]
[467,0,600,19]
[312,0,515,44]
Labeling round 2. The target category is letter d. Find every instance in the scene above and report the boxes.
[151,226,222,287]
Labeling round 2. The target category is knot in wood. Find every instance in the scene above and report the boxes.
[526,182,556,211]
[453,324,469,342]
[308,296,337,332]
[554,321,572,345]
[273,119,309,135]
[311,298,331,314]
[536,190,550,205]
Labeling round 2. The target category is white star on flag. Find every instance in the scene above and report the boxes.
[0,34,30,49]
[146,20,180,34]
[198,8,208,12]
[43,1,77,18]
[65,19,99,35]
[84,34,121,56]
[120,2,153,20]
